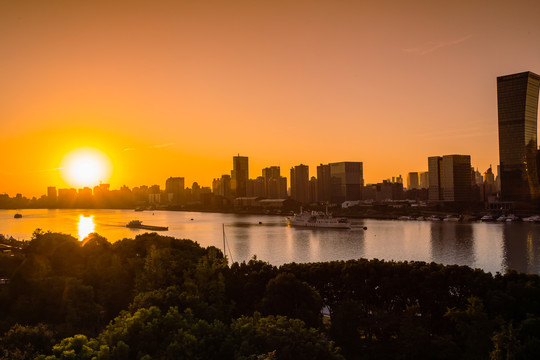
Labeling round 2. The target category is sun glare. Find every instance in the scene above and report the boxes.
[77,214,95,241]
[61,147,112,188]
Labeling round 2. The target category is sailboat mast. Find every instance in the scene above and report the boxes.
[222,224,226,256]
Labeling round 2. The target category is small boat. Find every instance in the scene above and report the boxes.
[480,215,495,222]
[398,216,415,221]
[496,215,507,222]
[505,214,520,222]
[14,213,22,219]
[443,215,460,222]
[522,215,540,222]
[426,215,441,221]
[126,220,168,231]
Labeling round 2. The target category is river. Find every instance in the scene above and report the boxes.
[1,209,540,275]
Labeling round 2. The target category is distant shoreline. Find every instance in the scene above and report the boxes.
[1,206,535,222]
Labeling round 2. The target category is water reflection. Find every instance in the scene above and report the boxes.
[501,224,540,274]
[471,224,504,274]
[77,215,95,241]
[430,222,474,267]
[3,209,540,275]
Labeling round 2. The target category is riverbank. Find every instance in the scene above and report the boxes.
[3,204,537,222]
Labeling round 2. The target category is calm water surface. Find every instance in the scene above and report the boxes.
[2,209,540,275]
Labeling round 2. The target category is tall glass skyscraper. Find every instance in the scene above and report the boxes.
[329,162,363,203]
[497,71,540,201]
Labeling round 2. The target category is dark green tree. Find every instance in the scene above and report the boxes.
[260,272,323,328]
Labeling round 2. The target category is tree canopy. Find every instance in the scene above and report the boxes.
[0,231,539,359]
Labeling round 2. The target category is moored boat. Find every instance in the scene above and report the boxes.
[443,215,460,222]
[398,216,415,220]
[285,211,351,229]
[480,215,495,222]
[505,214,520,222]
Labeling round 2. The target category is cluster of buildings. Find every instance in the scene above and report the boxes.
[2,71,538,211]
[425,71,540,210]
[33,154,494,210]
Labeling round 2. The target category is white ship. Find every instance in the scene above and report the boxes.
[285,210,351,229]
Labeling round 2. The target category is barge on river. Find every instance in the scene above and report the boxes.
[126,220,168,231]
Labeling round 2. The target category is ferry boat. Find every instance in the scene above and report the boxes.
[285,211,351,229]
[126,220,168,231]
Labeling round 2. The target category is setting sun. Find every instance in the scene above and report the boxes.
[60,147,112,188]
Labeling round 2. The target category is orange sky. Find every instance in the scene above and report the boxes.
[2,0,540,197]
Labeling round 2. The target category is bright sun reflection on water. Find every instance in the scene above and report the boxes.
[77,215,95,240]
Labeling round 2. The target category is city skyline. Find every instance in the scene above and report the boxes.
[2,1,540,197]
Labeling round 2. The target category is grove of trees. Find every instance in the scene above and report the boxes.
[0,230,539,359]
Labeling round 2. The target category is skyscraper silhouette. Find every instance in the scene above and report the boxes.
[290,164,310,204]
[231,155,249,197]
[428,155,472,202]
[497,71,540,201]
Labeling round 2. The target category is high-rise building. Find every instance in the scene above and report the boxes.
[484,166,495,186]
[497,71,540,201]
[309,176,318,203]
[290,164,310,204]
[148,185,161,204]
[376,180,404,201]
[443,156,473,201]
[316,164,331,202]
[278,177,287,198]
[419,171,429,189]
[472,168,483,186]
[47,186,57,203]
[78,187,92,201]
[191,182,201,201]
[248,176,266,197]
[329,162,363,204]
[495,165,501,193]
[428,157,443,201]
[165,177,184,204]
[213,174,232,198]
[407,172,419,190]
[262,166,281,198]
[428,155,472,202]
[482,166,496,201]
[231,155,249,197]
[58,188,77,207]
